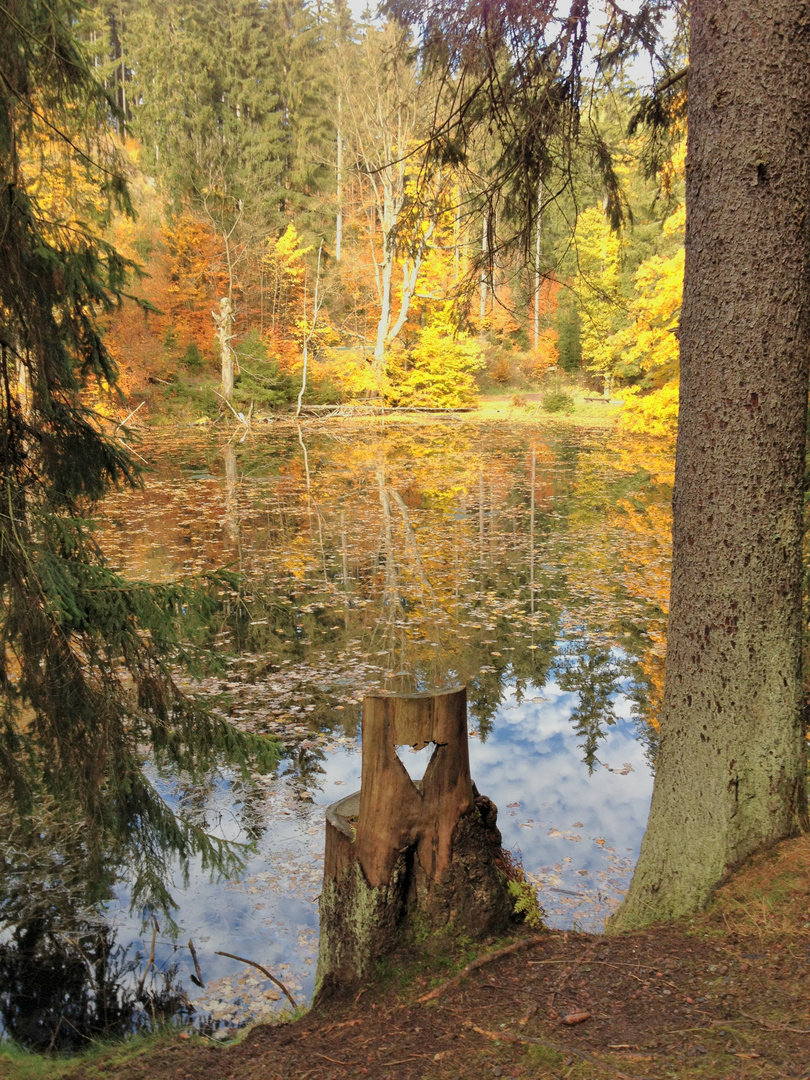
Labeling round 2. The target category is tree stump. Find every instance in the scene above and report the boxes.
[315,687,512,1001]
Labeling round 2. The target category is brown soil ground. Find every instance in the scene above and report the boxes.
[12,836,810,1080]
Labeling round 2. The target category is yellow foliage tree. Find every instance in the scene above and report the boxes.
[614,205,685,437]
[263,223,313,367]
[574,204,627,383]
[309,348,377,401]
[386,308,485,407]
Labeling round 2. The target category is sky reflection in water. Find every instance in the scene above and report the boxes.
[106,665,652,1024]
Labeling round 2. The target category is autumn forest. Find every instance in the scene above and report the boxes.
[57,1,686,428]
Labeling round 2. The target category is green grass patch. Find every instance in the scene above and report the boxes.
[0,1028,183,1080]
[524,1042,564,1068]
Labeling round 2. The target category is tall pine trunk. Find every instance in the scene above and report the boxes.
[613,0,810,929]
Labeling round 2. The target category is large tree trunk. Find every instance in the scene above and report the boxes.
[613,0,810,930]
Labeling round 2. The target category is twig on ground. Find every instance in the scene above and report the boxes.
[314,1053,359,1065]
[739,1011,810,1034]
[548,939,603,1012]
[379,1057,433,1066]
[592,961,647,985]
[418,934,548,1003]
[519,1003,540,1026]
[215,950,298,1009]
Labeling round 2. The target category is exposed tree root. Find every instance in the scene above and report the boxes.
[418,933,549,1002]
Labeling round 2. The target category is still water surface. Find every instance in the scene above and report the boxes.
[3,420,674,1038]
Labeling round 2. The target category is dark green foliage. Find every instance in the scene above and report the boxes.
[233,329,295,411]
[0,0,277,918]
[180,341,206,372]
[116,0,338,234]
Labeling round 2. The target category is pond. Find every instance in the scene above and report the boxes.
[0,418,674,1046]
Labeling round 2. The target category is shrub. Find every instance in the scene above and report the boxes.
[180,341,205,372]
[233,330,294,412]
[486,351,514,385]
[541,390,574,413]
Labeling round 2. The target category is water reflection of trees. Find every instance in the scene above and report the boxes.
[96,427,672,753]
[279,741,327,790]
[0,802,192,1050]
[555,641,621,772]
[0,917,189,1052]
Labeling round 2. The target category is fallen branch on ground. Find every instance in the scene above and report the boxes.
[114,400,145,435]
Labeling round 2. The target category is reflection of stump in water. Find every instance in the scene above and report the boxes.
[315,687,511,1001]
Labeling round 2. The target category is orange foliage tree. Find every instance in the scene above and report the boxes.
[102,191,225,396]
[163,211,227,353]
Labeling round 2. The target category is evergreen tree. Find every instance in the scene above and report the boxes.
[274,0,341,226]
[126,0,282,212]
[124,0,338,233]
[0,0,276,915]
[76,1,136,132]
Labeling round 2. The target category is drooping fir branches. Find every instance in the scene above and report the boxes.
[0,0,277,917]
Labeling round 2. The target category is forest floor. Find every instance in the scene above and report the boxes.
[6,834,809,1080]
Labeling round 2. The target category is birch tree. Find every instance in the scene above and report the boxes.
[341,22,440,378]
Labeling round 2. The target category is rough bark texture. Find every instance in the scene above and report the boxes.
[315,689,512,1001]
[614,0,810,929]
